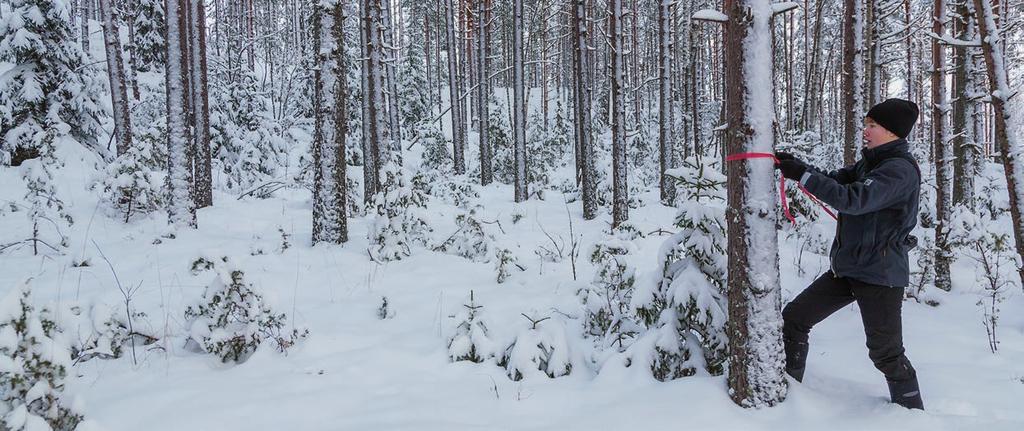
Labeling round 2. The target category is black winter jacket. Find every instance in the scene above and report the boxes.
[800,139,921,287]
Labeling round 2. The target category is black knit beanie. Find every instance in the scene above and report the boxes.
[866,98,919,139]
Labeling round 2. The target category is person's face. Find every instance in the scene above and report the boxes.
[863,118,899,149]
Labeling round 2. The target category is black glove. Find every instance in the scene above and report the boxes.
[775,151,795,162]
[777,159,808,181]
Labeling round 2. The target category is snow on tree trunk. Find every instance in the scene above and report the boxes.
[312,0,348,245]
[951,1,981,206]
[609,0,627,228]
[932,0,952,292]
[165,0,196,228]
[381,0,403,162]
[476,0,492,186]
[842,0,865,165]
[80,0,90,54]
[98,0,131,156]
[512,0,527,202]
[364,0,388,191]
[973,0,1024,287]
[865,0,882,107]
[360,3,378,204]
[572,0,597,220]
[189,0,212,209]
[658,0,675,205]
[723,0,787,408]
[445,0,466,174]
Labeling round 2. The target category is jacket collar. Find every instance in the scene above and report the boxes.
[861,138,909,164]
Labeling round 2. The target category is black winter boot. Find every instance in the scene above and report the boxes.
[887,377,924,410]
[783,336,808,382]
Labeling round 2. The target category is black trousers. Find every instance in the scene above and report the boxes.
[782,271,916,382]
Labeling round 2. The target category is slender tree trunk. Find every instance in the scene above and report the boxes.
[573,0,596,220]
[446,0,467,174]
[843,0,865,165]
[98,0,132,156]
[932,0,953,291]
[365,0,389,177]
[513,0,527,202]
[381,0,403,160]
[952,0,980,206]
[125,6,141,100]
[189,0,212,209]
[609,0,627,227]
[360,0,378,203]
[723,0,787,408]
[973,0,1024,286]
[658,0,675,204]
[476,0,492,185]
[81,0,91,55]
[166,0,196,228]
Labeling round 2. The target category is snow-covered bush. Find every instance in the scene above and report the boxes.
[494,247,524,284]
[185,261,308,363]
[525,100,572,197]
[63,302,156,363]
[129,0,166,72]
[94,143,163,222]
[500,315,574,381]
[209,71,287,192]
[416,121,451,173]
[0,280,84,431]
[367,165,432,262]
[418,171,479,209]
[436,209,493,263]
[579,225,641,349]
[630,156,729,379]
[447,292,496,363]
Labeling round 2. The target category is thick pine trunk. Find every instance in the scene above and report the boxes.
[360,1,378,203]
[81,0,91,54]
[365,0,389,180]
[723,0,787,408]
[973,0,1024,287]
[166,0,196,228]
[98,0,132,156]
[312,2,348,245]
[513,0,527,202]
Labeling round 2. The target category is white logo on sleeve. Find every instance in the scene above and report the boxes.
[864,178,874,186]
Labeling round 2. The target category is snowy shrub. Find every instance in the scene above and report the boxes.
[500,315,573,381]
[0,280,84,431]
[209,71,287,192]
[488,98,517,184]
[63,303,157,363]
[367,165,432,262]
[494,247,525,284]
[417,121,451,172]
[630,156,729,379]
[447,292,496,363]
[94,144,164,222]
[0,0,105,163]
[525,100,572,197]
[377,296,393,320]
[184,261,308,363]
[436,209,494,263]
[579,226,641,349]
[419,171,480,209]
[128,0,166,72]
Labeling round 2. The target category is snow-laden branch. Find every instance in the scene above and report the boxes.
[692,9,727,23]
[926,31,982,47]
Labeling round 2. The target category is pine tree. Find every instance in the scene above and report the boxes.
[0,0,105,164]
[311,0,349,245]
[130,0,165,72]
[0,280,84,430]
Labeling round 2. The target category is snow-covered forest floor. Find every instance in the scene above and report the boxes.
[2,138,1023,430]
[3,6,1024,430]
